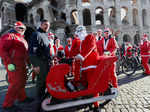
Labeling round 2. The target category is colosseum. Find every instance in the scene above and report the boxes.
[0,0,150,45]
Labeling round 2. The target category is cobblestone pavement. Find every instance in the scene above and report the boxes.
[0,64,150,112]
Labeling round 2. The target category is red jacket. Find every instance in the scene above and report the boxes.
[101,37,118,56]
[96,38,103,56]
[77,34,99,68]
[65,45,71,58]
[0,32,29,67]
[70,37,81,58]
[140,40,150,56]
[126,46,132,57]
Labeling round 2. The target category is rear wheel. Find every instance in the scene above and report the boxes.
[122,57,136,76]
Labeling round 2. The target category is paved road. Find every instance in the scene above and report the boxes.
[0,63,150,112]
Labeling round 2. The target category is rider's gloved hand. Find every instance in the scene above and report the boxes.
[7,64,15,71]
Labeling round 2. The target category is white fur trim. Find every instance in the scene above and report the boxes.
[81,65,97,71]
[75,54,84,61]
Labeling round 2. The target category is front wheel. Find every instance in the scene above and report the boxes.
[122,58,136,76]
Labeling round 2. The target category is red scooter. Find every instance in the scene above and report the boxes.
[41,56,118,112]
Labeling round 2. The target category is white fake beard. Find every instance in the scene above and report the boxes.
[18,31,25,36]
[78,31,87,41]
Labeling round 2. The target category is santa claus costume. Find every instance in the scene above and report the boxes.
[65,38,72,58]
[101,28,118,88]
[140,34,150,75]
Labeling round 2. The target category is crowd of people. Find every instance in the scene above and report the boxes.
[0,19,150,112]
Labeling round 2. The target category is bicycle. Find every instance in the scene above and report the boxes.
[121,48,144,76]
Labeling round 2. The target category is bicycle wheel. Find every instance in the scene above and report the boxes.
[122,58,136,76]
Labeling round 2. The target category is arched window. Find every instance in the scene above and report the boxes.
[15,3,27,22]
[121,7,129,25]
[123,34,131,42]
[71,10,79,24]
[108,7,116,25]
[134,34,140,45]
[83,9,91,26]
[37,8,44,21]
[142,9,148,27]
[95,7,104,25]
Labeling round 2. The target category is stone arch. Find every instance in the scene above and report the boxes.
[134,34,140,45]
[61,12,66,21]
[142,9,148,27]
[50,0,58,20]
[15,3,27,22]
[123,34,131,42]
[71,9,79,24]
[83,9,91,26]
[95,7,104,25]
[121,7,129,25]
[133,8,139,26]
[37,8,44,21]
[30,14,34,24]
[108,7,116,25]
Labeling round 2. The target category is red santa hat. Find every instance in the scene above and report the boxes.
[14,21,26,29]
[48,32,55,39]
[67,37,72,41]
[104,28,110,33]
[97,29,102,32]
[143,34,148,38]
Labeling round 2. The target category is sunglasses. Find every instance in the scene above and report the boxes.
[18,27,25,30]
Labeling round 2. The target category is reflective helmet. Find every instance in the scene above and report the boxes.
[14,21,26,29]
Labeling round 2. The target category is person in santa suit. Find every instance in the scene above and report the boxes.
[0,21,33,112]
[73,25,101,112]
[96,29,104,56]
[48,32,56,57]
[140,34,150,75]
[101,28,118,88]
[125,42,133,58]
[65,37,72,58]
[97,29,103,41]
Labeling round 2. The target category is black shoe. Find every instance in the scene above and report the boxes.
[3,105,22,112]
[93,107,100,112]
[20,97,34,104]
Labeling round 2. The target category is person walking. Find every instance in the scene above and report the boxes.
[0,21,33,112]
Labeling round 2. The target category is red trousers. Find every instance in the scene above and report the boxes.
[3,68,27,108]
[109,63,118,88]
[142,56,150,74]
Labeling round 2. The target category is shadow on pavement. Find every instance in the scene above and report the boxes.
[118,72,147,86]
